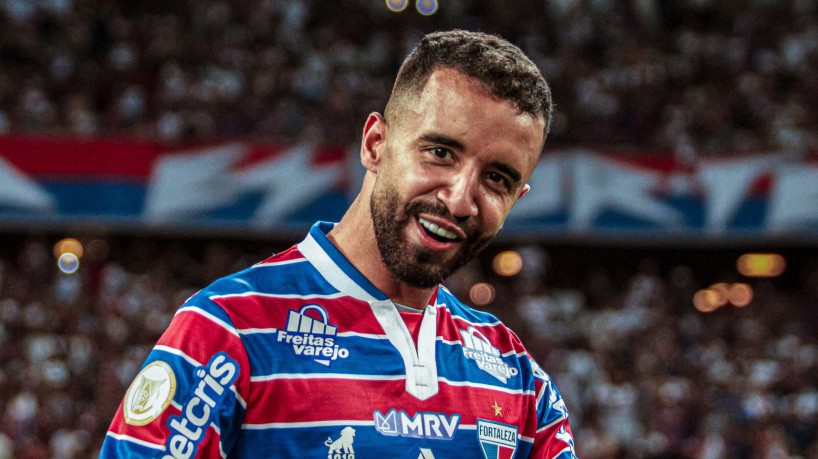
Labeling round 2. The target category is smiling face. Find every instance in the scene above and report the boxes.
[368,68,545,288]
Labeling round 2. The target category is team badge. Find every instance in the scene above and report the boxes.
[277,304,350,366]
[476,419,518,459]
[123,360,176,426]
[460,327,519,383]
[325,426,356,459]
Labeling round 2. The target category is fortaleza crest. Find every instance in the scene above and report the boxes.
[325,426,356,459]
[277,304,349,366]
[476,419,518,459]
[459,326,519,383]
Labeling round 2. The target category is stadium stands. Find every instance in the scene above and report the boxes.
[1,0,816,153]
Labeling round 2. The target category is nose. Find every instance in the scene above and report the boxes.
[437,169,479,221]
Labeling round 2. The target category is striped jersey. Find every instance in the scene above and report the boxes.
[101,221,577,458]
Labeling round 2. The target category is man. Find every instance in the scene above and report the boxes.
[101,30,577,458]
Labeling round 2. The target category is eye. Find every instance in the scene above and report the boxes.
[486,171,511,190]
[430,147,453,161]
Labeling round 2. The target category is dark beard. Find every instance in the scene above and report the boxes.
[370,187,493,288]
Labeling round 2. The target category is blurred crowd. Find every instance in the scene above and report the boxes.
[0,235,816,458]
[0,236,275,458]
[1,0,817,154]
[452,246,818,458]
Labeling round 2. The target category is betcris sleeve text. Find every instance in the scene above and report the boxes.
[100,298,251,458]
[528,356,579,459]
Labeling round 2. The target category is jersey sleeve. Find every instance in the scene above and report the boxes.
[527,357,578,458]
[100,297,252,458]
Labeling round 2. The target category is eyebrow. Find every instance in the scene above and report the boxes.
[492,162,522,185]
[419,133,465,151]
[419,132,524,186]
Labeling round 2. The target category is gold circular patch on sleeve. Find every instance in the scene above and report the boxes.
[123,360,177,426]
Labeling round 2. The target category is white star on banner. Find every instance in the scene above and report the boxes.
[143,143,344,225]
[143,143,248,220]
[236,144,344,226]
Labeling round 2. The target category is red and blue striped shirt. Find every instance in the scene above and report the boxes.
[101,221,576,458]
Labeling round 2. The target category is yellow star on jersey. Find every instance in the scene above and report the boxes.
[492,401,503,417]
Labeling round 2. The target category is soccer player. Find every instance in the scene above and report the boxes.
[101,29,577,458]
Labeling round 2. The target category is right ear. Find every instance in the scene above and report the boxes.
[361,112,387,173]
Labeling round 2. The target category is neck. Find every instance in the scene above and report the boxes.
[327,195,435,310]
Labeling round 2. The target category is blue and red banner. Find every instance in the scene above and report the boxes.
[1,135,817,240]
[0,135,351,235]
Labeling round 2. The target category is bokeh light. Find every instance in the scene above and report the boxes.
[469,282,495,306]
[415,0,438,15]
[708,283,730,307]
[693,289,720,313]
[737,253,785,277]
[492,250,523,277]
[694,283,755,311]
[53,238,83,259]
[385,0,409,12]
[728,283,753,307]
[57,252,80,274]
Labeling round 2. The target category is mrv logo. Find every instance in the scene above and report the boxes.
[460,326,518,383]
[277,304,349,366]
[374,409,460,440]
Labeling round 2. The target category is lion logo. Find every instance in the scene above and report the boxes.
[325,426,355,456]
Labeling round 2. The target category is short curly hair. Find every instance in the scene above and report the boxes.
[385,29,553,137]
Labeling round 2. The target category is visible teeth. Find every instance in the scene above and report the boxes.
[419,218,458,240]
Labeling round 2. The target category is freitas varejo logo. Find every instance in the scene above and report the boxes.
[277,304,350,366]
[460,327,519,383]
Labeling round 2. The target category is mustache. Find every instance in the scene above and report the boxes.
[404,200,479,240]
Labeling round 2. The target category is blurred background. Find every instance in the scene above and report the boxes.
[1,0,817,457]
